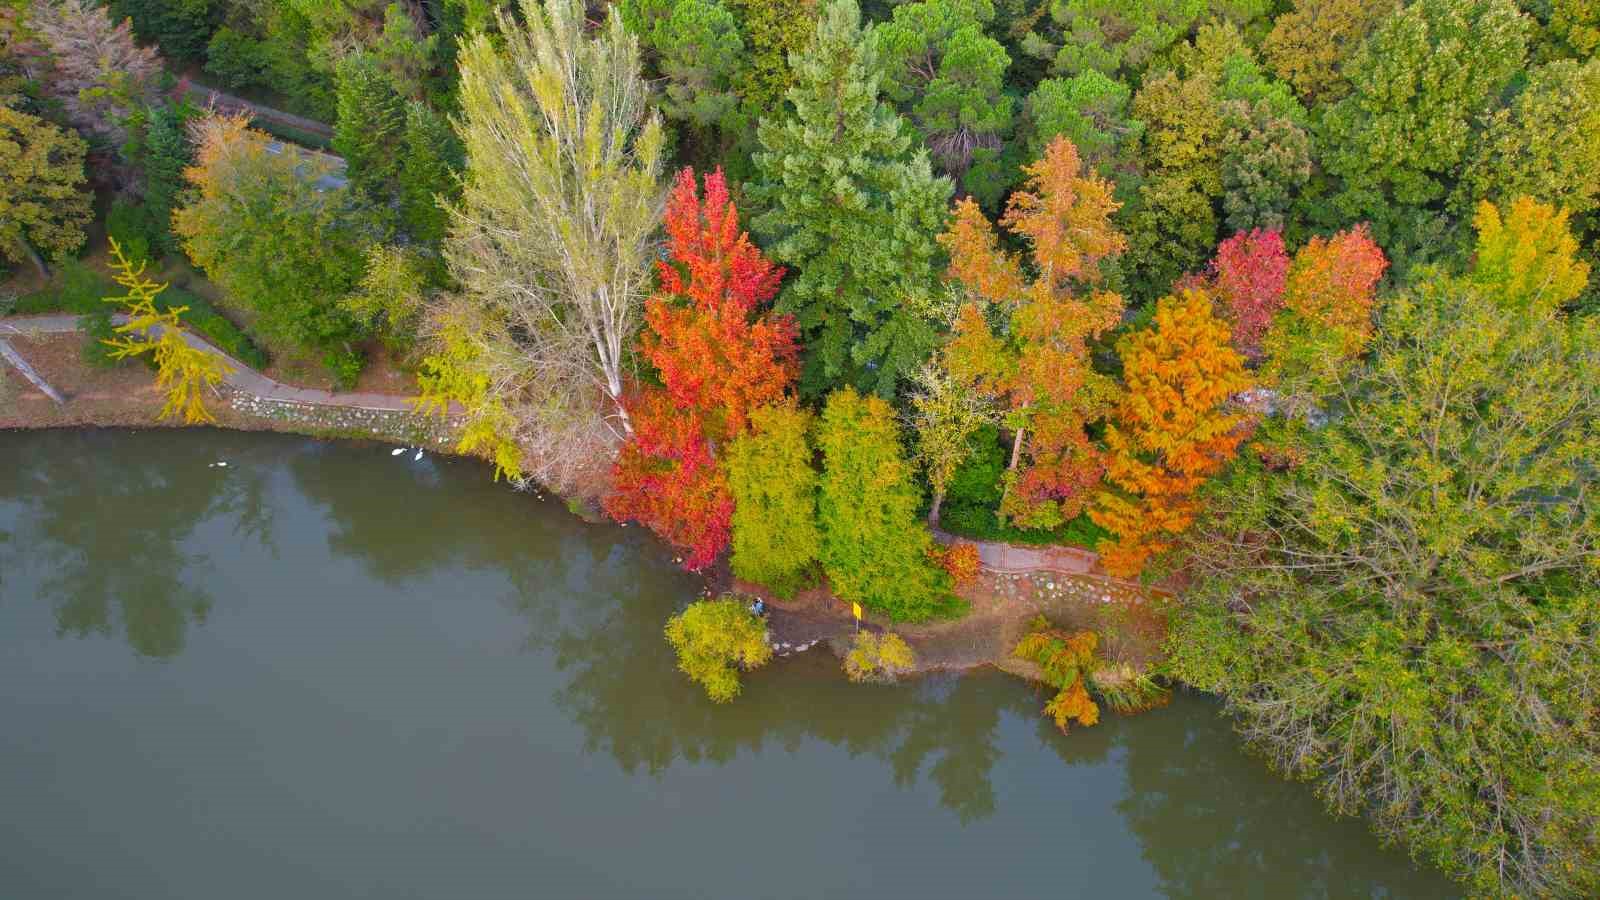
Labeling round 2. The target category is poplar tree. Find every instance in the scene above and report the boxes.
[425,0,666,490]
[752,0,953,399]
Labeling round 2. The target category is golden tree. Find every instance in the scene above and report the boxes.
[101,237,233,425]
[937,137,1127,530]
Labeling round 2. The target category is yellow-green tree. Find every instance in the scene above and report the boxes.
[100,237,234,425]
[843,631,916,683]
[0,106,91,278]
[1470,196,1590,315]
[664,595,773,702]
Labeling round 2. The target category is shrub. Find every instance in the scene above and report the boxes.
[663,595,773,703]
[843,630,916,683]
[105,198,158,265]
[79,310,124,369]
[322,347,364,390]
[15,259,114,315]
[1013,616,1103,733]
[930,541,982,586]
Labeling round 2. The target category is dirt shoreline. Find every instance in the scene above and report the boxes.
[3,330,1168,685]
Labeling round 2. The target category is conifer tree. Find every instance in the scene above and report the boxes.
[1091,288,1250,577]
[333,50,407,207]
[817,387,959,622]
[939,137,1126,530]
[397,100,462,245]
[752,0,953,398]
[725,402,823,597]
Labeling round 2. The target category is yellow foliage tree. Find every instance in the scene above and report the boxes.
[843,630,916,683]
[1471,196,1591,315]
[100,237,233,425]
[412,303,526,483]
[1092,289,1250,577]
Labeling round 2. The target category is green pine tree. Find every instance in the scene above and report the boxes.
[332,50,406,207]
[751,0,953,399]
[398,100,462,245]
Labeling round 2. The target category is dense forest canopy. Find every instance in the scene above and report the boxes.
[3,0,1598,894]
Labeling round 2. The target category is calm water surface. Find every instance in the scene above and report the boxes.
[0,430,1456,899]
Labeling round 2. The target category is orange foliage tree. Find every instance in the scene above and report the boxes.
[937,137,1127,530]
[606,167,798,570]
[1092,289,1251,577]
[1013,617,1102,733]
[1262,224,1388,383]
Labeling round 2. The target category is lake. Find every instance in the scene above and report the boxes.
[0,429,1456,898]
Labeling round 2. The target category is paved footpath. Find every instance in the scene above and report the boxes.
[1,315,416,412]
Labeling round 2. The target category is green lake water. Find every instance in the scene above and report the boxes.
[0,429,1457,899]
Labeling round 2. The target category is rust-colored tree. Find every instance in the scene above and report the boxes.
[605,167,797,570]
[1092,289,1251,577]
[1013,617,1102,733]
[937,137,1127,531]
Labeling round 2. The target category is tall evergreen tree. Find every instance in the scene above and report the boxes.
[752,0,953,399]
[398,100,462,245]
[333,50,406,207]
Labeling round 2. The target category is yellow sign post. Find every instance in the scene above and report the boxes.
[852,602,862,631]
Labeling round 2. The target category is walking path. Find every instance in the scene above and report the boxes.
[177,82,335,139]
[1,315,415,412]
[3,313,1113,580]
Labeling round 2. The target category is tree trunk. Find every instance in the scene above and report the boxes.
[927,489,945,528]
[18,237,49,281]
[997,427,1026,526]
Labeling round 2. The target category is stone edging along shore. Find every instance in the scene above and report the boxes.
[3,313,1159,677]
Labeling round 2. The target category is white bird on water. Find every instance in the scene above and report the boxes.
[391,447,406,456]
[414,449,423,461]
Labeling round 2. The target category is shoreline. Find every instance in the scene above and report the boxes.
[2,325,1168,685]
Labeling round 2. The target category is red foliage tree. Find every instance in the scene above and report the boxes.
[606,167,797,570]
[1209,228,1289,358]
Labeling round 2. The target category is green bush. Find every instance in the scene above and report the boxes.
[106,199,160,266]
[322,347,365,390]
[79,311,125,369]
[936,425,1110,549]
[204,28,270,90]
[14,259,115,315]
[153,286,270,371]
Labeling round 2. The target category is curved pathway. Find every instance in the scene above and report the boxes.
[2,314,418,412]
[5,313,1110,574]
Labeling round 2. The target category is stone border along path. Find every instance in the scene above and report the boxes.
[1,314,431,414]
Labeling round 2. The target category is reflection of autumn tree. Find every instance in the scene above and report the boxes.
[541,571,1022,820]
[0,431,276,659]
[888,674,1038,823]
[287,446,636,603]
[1113,703,1453,900]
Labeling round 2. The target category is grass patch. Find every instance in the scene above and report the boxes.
[940,504,1110,549]
[11,259,269,371]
